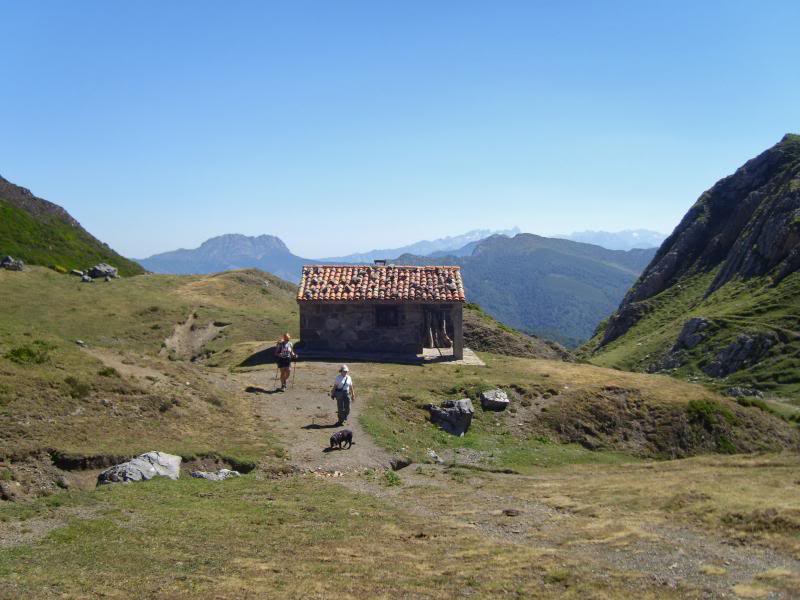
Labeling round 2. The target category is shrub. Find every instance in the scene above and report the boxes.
[64,376,91,399]
[98,367,120,378]
[687,399,738,429]
[4,341,54,365]
[383,470,402,487]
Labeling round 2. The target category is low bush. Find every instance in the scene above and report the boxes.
[64,376,91,399]
[4,340,54,365]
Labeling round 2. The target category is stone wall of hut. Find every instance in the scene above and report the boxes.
[299,302,463,356]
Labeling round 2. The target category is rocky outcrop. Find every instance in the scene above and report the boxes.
[480,389,510,411]
[675,318,712,350]
[1,256,24,271]
[427,399,474,436]
[703,333,778,378]
[97,451,181,485]
[88,263,118,279]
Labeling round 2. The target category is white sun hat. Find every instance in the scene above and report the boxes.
[340,364,350,373]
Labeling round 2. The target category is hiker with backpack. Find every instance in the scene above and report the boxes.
[274,333,296,391]
[331,364,355,426]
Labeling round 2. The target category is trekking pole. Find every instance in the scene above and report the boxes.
[292,359,297,388]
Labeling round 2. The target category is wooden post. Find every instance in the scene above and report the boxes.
[452,303,464,360]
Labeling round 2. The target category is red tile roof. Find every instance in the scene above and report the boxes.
[297,265,466,303]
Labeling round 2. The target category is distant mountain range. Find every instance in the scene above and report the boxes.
[584,134,800,398]
[138,229,656,346]
[137,234,308,283]
[557,229,667,250]
[0,175,144,276]
[396,234,656,347]
[320,228,521,263]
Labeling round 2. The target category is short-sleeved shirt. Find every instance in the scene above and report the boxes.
[334,374,352,393]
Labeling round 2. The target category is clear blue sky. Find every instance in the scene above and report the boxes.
[2,1,799,258]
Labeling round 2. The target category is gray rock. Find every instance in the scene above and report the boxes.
[703,333,777,378]
[427,449,444,464]
[427,398,474,436]
[675,317,711,349]
[81,274,93,283]
[725,386,764,398]
[389,456,413,471]
[190,468,241,481]
[75,339,87,347]
[88,263,118,279]
[70,269,84,277]
[97,451,181,485]
[480,389,510,411]
[0,256,24,271]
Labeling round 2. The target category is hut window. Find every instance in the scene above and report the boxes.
[375,305,400,327]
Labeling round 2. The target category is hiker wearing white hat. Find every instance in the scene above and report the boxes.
[331,364,356,426]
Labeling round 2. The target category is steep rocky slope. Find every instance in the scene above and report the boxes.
[586,134,800,398]
[0,175,144,276]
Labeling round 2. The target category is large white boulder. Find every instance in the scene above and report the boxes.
[97,451,181,485]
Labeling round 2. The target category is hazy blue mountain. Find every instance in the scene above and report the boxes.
[137,234,307,282]
[558,229,667,250]
[321,227,521,263]
[395,234,657,347]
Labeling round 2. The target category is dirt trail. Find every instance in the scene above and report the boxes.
[231,361,392,473]
[209,358,800,597]
[161,311,227,361]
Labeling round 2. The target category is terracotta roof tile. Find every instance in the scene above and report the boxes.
[297,265,466,303]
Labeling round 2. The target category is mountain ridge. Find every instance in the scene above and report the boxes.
[0,175,144,276]
[395,233,656,347]
[586,134,800,398]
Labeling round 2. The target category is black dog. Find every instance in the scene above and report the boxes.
[329,429,353,450]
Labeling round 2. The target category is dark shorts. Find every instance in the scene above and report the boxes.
[277,357,292,369]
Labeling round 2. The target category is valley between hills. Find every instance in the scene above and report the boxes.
[0,135,799,599]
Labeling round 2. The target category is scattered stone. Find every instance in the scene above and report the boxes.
[75,339,87,347]
[503,508,521,517]
[427,398,474,436]
[389,456,413,471]
[81,274,93,283]
[190,468,241,481]
[88,263,118,279]
[725,386,764,398]
[97,451,181,485]
[70,269,84,277]
[480,389,510,411]
[427,449,444,464]
[0,256,24,271]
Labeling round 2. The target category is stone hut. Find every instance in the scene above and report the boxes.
[297,264,466,359]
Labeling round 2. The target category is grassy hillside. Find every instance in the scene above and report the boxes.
[586,271,800,401]
[0,267,296,464]
[2,267,799,598]
[0,176,144,276]
[586,134,800,401]
[463,303,571,361]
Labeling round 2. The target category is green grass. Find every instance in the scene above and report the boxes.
[0,475,602,599]
[0,267,298,461]
[0,199,144,276]
[587,270,800,399]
